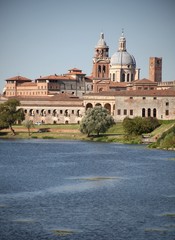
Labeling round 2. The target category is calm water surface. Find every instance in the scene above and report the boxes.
[0,139,175,240]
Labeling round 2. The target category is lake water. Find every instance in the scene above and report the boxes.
[0,139,175,240]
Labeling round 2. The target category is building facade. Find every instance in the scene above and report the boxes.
[1,31,175,123]
[4,68,93,98]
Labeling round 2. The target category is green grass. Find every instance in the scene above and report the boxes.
[150,121,175,137]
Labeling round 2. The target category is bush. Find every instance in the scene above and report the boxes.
[123,117,160,136]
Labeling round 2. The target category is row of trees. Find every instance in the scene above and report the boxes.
[0,99,160,137]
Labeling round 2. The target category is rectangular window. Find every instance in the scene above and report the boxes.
[153,97,157,100]
[143,97,146,100]
[165,110,169,116]
[166,102,169,106]
[124,109,127,115]
[72,110,74,114]
[130,97,133,99]
[117,109,121,115]
[60,110,63,114]
[130,109,133,115]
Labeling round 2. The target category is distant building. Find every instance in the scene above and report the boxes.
[4,68,93,98]
[92,31,140,93]
[1,31,175,123]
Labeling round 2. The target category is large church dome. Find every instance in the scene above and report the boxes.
[110,32,136,67]
[111,51,136,66]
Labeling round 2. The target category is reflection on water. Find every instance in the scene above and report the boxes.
[0,139,175,240]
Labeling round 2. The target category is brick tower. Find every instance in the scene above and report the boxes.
[149,57,162,82]
[92,33,110,92]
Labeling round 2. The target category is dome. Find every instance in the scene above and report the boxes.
[111,51,136,67]
[96,33,108,48]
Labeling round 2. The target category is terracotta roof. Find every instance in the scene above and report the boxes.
[68,68,82,72]
[9,93,81,102]
[6,75,32,82]
[19,82,37,86]
[109,82,127,87]
[131,78,158,85]
[36,75,74,81]
[85,89,175,97]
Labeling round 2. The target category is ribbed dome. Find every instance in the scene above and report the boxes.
[111,51,136,67]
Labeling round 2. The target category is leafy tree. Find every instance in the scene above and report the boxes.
[80,106,115,137]
[23,120,34,136]
[0,99,25,135]
[123,117,160,135]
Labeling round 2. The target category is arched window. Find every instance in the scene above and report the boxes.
[41,109,46,116]
[95,103,102,107]
[148,108,151,117]
[86,103,93,110]
[104,103,111,114]
[64,109,69,117]
[127,73,130,82]
[131,73,134,81]
[142,108,146,117]
[153,108,157,118]
[29,109,34,116]
[113,73,115,81]
[77,110,80,117]
[102,65,106,77]
[53,109,57,117]
[122,73,125,82]
[98,65,101,77]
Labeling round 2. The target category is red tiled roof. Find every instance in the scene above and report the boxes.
[9,93,81,102]
[36,75,75,81]
[6,75,32,82]
[68,68,82,72]
[85,89,175,97]
[19,82,37,86]
[109,82,127,87]
[131,78,158,85]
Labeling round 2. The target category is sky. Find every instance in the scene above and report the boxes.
[0,0,175,92]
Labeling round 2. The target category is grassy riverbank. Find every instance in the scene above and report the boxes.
[0,121,174,148]
[0,123,126,142]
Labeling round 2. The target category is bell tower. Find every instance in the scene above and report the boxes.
[92,33,110,92]
[149,57,162,82]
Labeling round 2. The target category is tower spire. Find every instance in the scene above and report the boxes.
[118,29,126,52]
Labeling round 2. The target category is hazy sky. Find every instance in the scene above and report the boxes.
[0,0,175,92]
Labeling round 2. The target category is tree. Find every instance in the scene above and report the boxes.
[0,99,25,135]
[123,116,160,135]
[23,120,34,136]
[80,106,115,137]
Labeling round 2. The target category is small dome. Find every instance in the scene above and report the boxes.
[111,51,136,67]
[96,33,108,48]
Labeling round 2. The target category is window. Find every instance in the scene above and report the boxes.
[143,97,146,100]
[127,73,130,82]
[130,97,133,99]
[124,109,127,115]
[165,110,169,116]
[148,108,151,117]
[117,109,121,115]
[142,108,146,117]
[72,110,74,114]
[153,108,157,118]
[113,73,115,81]
[166,102,169,106]
[130,110,133,115]
[153,97,157,100]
